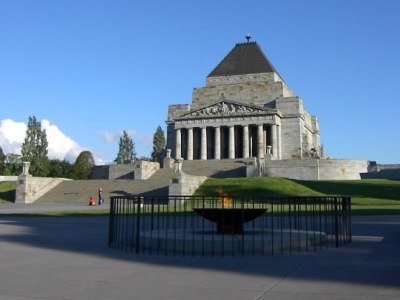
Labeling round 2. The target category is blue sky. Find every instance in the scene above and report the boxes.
[0,0,399,164]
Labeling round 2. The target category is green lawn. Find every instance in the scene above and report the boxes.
[2,178,400,215]
[0,181,16,203]
[195,178,400,215]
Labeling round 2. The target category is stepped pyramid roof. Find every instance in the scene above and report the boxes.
[207,41,278,77]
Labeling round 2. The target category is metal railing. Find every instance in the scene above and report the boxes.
[108,195,351,256]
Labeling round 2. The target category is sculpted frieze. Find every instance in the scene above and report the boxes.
[186,101,264,117]
[175,115,274,127]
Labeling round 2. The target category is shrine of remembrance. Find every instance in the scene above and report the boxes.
[166,38,368,180]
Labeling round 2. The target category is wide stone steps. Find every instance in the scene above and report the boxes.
[36,168,175,204]
[36,160,247,204]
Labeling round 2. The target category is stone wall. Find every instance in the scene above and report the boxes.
[93,162,160,180]
[169,171,207,198]
[280,117,302,159]
[361,164,400,180]
[134,161,160,180]
[261,159,369,180]
[15,175,69,203]
[92,164,135,180]
[92,165,110,179]
[192,79,290,109]
[0,176,17,182]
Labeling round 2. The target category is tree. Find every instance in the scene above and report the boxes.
[0,145,5,174]
[114,130,136,164]
[72,151,95,179]
[3,154,22,175]
[151,126,166,164]
[48,159,73,178]
[21,116,49,176]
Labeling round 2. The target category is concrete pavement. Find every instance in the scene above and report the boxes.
[0,202,109,214]
[0,204,399,299]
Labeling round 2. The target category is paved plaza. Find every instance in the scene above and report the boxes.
[0,204,399,299]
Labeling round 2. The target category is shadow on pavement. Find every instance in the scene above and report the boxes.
[0,214,399,289]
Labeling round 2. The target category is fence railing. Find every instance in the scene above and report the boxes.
[108,195,351,257]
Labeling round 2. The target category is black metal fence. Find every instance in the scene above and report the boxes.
[108,195,351,256]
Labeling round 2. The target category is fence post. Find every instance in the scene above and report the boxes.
[343,196,352,243]
[334,197,339,247]
[108,197,115,247]
[135,197,141,253]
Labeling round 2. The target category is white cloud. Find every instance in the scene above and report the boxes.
[40,120,87,162]
[98,129,153,154]
[0,119,26,154]
[98,130,121,144]
[137,133,153,149]
[0,118,87,162]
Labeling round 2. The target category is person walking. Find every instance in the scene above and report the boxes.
[98,188,104,205]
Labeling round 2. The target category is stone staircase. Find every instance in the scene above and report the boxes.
[36,159,247,204]
[36,168,175,204]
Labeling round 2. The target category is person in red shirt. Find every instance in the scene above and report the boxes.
[89,197,96,206]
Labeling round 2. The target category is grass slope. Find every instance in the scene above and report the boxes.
[0,181,16,202]
[2,178,399,215]
[195,177,323,197]
[195,178,400,215]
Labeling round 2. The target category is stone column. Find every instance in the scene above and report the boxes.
[263,128,267,156]
[243,125,249,158]
[214,126,221,160]
[228,126,235,159]
[271,124,277,158]
[277,125,282,159]
[201,127,207,160]
[187,127,193,160]
[257,124,264,159]
[175,128,181,159]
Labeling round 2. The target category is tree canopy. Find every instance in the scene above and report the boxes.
[151,126,166,164]
[0,145,5,174]
[115,130,136,164]
[48,159,73,178]
[72,151,95,179]
[21,116,49,176]
[1,154,22,175]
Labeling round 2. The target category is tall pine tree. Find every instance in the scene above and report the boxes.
[115,130,136,164]
[151,126,166,163]
[21,116,49,176]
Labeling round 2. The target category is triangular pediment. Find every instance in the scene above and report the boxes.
[178,100,275,119]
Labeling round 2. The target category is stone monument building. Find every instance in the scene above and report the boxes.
[166,38,369,180]
[167,38,321,162]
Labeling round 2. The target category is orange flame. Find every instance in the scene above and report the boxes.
[216,187,233,208]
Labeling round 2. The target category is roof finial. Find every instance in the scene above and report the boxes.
[245,33,251,43]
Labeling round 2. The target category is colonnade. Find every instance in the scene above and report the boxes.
[175,123,280,160]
